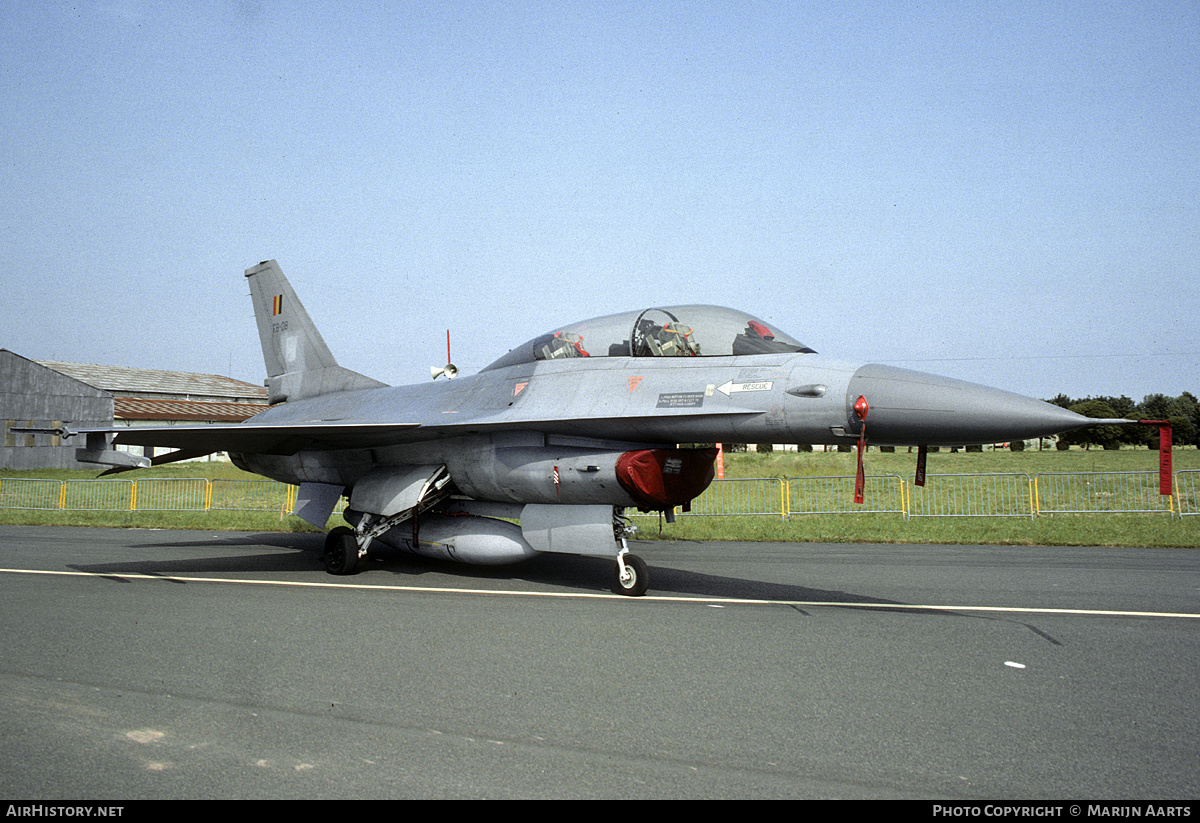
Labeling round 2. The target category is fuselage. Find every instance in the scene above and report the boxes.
[231,350,1090,500]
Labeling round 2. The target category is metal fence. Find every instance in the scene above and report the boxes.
[0,472,1190,520]
[209,479,294,513]
[0,478,62,510]
[62,479,132,511]
[0,477,294,513]
[1177,471,1200,517]
[130,478,209,511]
[1034,472,1175,516]
[683,477,787,518]
[910,473,1035,519]
[788,475,908,518]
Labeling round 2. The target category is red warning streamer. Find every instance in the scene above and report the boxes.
[1140,420,1172,496]
[853,396,869,504]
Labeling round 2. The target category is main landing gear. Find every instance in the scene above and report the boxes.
[322,509,410,576]
[323,526,361,575]
[321,510,653,597]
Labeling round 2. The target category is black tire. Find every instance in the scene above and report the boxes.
[614,553,649,597]
[323,526,360,575]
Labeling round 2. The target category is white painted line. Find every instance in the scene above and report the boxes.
[3,567,1199,618]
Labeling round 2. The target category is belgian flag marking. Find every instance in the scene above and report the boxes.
[272,295,283,316]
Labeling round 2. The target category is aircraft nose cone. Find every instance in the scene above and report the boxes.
[845,364,1094,446]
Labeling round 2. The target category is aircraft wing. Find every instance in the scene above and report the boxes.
[95,422,423,455]
[74,405,761,458]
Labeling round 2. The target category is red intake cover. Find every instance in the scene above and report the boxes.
[615,448,718,510]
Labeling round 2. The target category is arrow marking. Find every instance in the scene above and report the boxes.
[716,380,773,396]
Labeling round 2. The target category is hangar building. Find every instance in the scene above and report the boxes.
[1,349,267,470]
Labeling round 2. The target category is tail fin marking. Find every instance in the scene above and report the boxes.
[244,260,387,403]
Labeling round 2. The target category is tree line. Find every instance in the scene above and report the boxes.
[1048,392,1199,449]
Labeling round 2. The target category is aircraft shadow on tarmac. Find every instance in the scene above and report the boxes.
[61,533,1068,644]
[63,531,947,613]
[67,532,331,576]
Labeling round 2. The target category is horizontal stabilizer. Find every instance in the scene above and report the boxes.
[77,448,151,471]
[98,448,215,477]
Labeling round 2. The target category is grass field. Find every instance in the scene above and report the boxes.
[2,446,1197,548]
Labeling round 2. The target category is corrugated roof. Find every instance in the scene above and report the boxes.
[1,349,112,397]
[114,397,267,423]
[36,360,267,400]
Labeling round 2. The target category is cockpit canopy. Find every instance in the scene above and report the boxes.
[483,305,816,371]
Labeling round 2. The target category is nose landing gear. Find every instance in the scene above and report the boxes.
[614,550,648,597]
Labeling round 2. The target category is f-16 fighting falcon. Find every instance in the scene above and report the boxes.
[53,260,1117,595]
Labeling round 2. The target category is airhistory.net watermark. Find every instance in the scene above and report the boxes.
[6,808,124,818]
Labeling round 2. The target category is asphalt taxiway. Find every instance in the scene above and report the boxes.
[1,525,1197,799]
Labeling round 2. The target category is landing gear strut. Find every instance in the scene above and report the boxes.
[611,510,648,596]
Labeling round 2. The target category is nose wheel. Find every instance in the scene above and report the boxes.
[614,552,649,597]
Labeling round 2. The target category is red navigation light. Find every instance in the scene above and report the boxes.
[854,395,869,422]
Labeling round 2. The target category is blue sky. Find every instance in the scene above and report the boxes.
[2,1,1197,402]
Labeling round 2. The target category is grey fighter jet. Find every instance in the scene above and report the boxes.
[63,260,1114,595]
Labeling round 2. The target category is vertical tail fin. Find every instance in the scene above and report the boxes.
[245,260,387,403]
